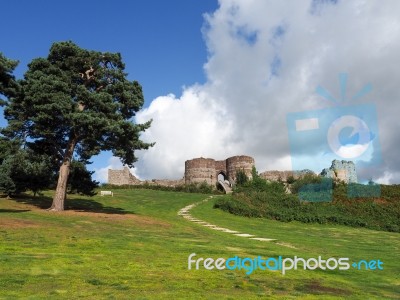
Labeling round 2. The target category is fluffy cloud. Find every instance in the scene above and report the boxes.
[112,0,400,183]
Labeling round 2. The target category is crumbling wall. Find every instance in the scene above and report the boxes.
[108,167,141,185]
[260,169,315,182]
[147,178,185,187]
[260,170,296,182]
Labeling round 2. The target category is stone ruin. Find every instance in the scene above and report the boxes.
[320,160,357,183]
[259,170,314,182]
[260,160,357,184]
[108,167,141,185]
[108,167,184,187]
[107,155,254,192]
[108,156,358,187]
[184,155,255,186]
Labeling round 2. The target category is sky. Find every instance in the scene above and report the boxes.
[1,0,400,184]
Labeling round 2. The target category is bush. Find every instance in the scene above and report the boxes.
[286,175,296,184]
[235,169,248,186]
[100,181,221,195]
[290,173,324,194]
[214,181,400,233]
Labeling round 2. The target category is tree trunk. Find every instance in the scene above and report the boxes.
[48,137,77,211]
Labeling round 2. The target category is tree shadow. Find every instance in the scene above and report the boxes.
[12,194,134,215]
[0,209,31,213]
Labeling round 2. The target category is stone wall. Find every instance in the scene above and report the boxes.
[108,167,141,185]
[145,178,185,187]
[259,169,315,182]
[226,155,255,182]
[215,160,227,175]
[108,167,184,187]
[184,155,255,185]
[184,158,216,185]
[260,170,296,182]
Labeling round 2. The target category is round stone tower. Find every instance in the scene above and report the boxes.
[184,158,216,185]
[226,155,255,183]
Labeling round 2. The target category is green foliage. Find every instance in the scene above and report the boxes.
[290,173,323,194]
[1,41,153,208]
[0,150,54,197]
[215,182,400,232]
[0,137,20,165]
[100,181,220,195]
[3,41,153,166]
[235,169,248,186]
[234,166,286,194]
[0,163,16,197]
[251,165,258,180]
[286,175,295,184]
[67,161,98,196]
[0,52,19,104]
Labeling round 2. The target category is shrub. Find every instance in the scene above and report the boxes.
[236,169,248,186]
[99,181,221,195]
[214,181,400,233]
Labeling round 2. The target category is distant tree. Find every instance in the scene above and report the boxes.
[250,166,269,190]
[67,161,98,196]
[251,166,259,180]
[0,137,20,165]
[236,169,249,186]
[25,152,55,196]
[0,162,16,198]
[3,41,153,211]
[0,150,54,197]
[0,52,19,105]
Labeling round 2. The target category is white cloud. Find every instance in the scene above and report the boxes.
[134,86,235,179]
[374,171,400,185]
[100,0,400,184]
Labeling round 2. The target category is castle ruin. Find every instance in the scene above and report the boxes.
[320,160,357,183]
[107,156,357,188]
[107,155,255,189]
[184,155,255,186]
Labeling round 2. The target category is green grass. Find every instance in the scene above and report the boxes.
[0,189,399,299]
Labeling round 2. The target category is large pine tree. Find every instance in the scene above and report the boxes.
[3,41,153,211]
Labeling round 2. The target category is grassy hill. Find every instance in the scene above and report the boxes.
[0,189,399,299]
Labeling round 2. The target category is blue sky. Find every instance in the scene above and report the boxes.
[2,1,400,184]
[1,0,218,178]
[0,0,217,107]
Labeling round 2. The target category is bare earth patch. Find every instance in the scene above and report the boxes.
[0,199,170,228]
[0,218,41,229]
[304,280,352,296]
[62,210,171,228]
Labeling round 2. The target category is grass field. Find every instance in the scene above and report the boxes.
[0,189,399,299]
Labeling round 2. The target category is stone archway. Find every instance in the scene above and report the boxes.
[216,171,232,193]
[217,171,227,183]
